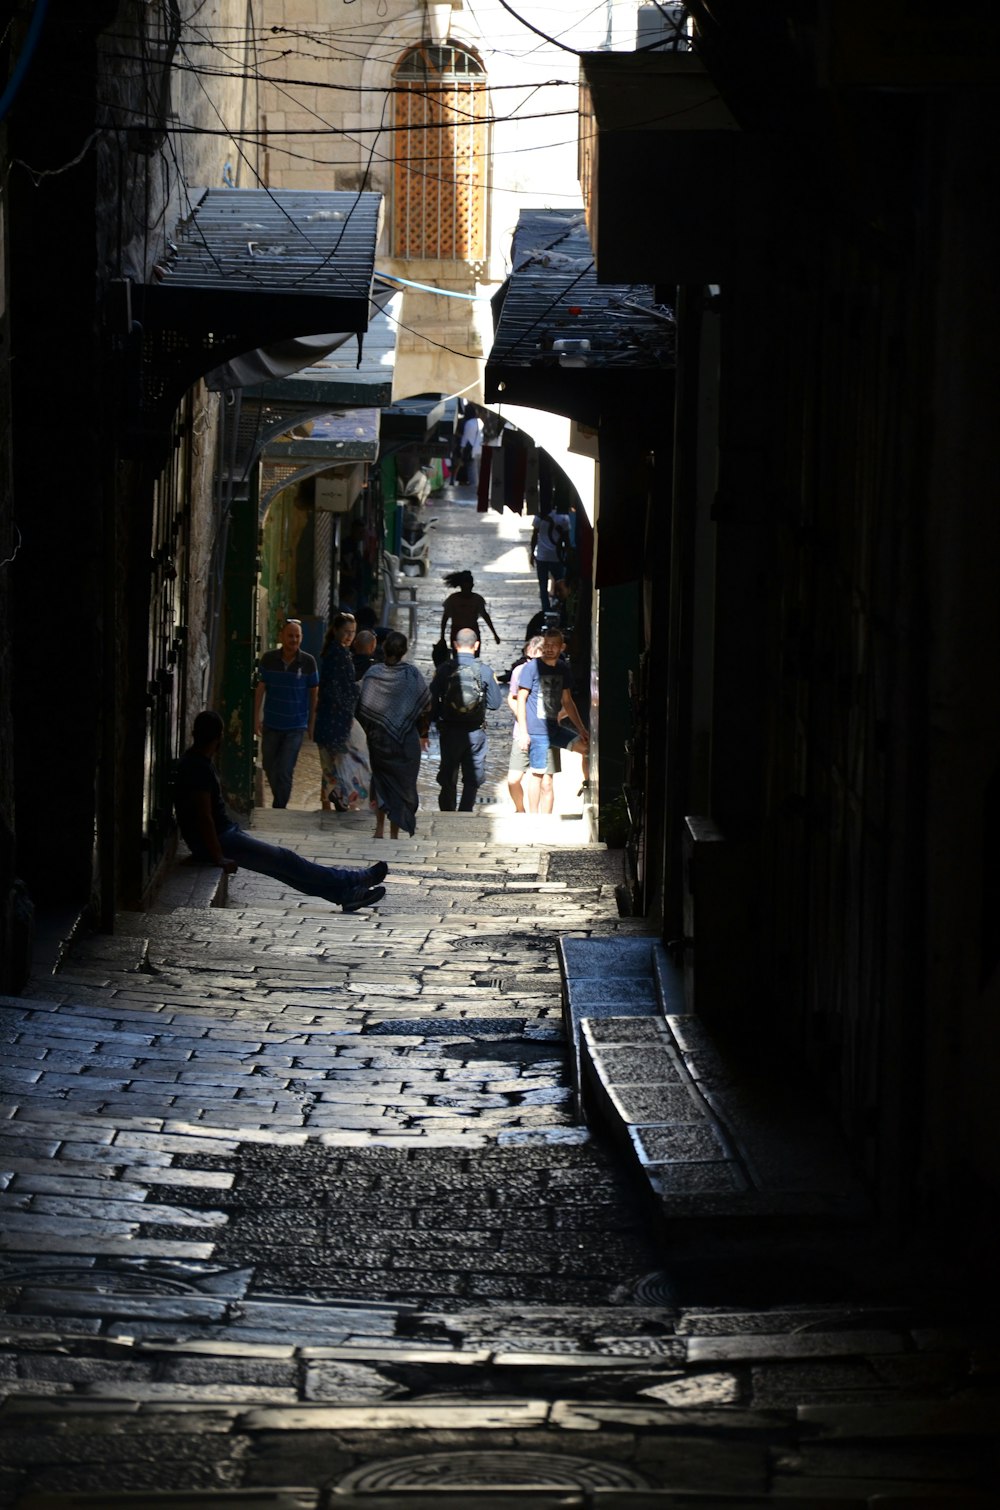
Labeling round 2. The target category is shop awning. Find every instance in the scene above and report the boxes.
[221,293,400,484]
[125,189,384,460]
[380,394,459,454]
[260,409,381,516]
[485,209,674,426]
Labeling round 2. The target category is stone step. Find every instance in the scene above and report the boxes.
[247,811,596,845]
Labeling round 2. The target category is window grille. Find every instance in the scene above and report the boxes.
[393,43,488,261]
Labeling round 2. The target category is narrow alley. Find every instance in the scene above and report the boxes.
[0,491,995,1505]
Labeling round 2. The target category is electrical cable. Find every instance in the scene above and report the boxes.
[376,272,490,301]
[494,0,693,57]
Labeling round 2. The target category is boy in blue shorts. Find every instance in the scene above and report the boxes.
[515,629,589,814]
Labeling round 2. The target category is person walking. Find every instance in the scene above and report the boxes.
[529,509,572,613]
[430,627,503,812]
[357,630,432,839]
[351,628,380,680]
[505,635,544,813]
[458,410,483,487]
[315,613,371,813]
[176,711,386,911]
[439,571,501,657]
[254,618,318,809]
[515,628,589,814]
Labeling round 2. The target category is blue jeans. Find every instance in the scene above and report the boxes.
[437,724,487,811]
[528,721,578,775]
[216,824,370,904]
[535,559,566,611]
[261,727,304,808]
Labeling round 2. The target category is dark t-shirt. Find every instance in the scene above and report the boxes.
[174,749,228,852]
[520,657,571,736]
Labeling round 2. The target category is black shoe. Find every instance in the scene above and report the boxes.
[365,860,389,885]
[341,883,385,913]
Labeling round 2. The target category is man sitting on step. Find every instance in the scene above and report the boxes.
[174,710,387,912]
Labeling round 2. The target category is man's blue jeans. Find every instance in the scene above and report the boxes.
[535,559,566,611]
[437,725,487,811]
[261,727,304,808]
[216,824,367,904]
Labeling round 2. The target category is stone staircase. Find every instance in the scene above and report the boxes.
[2,812,997,1504]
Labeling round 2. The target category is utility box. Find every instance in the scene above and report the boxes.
[316,465,365,513]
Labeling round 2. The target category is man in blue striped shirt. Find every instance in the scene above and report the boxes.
[253,620,318,808]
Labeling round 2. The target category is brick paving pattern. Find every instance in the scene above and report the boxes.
[1,490,996,1504]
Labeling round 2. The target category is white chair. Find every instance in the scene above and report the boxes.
[380,551,419,640]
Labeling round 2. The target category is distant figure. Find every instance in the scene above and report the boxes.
[458,411,483,487]
[175,711,386,911]
[357,631,432,839]
[352,628,380,680]
[356,605,390,649]
[430,627,503,812]
[254,618,318,809]
[315,613,370,814]
[529,509,572,612]
[439,570,501,657]
[339,519,373,609]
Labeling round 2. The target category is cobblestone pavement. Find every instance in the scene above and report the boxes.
[1,493,997,1504]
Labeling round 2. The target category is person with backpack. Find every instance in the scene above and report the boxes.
[430,627,503,812]
[529,508,572,613]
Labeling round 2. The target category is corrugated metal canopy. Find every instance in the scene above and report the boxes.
[264,407,380,462]
[260,408,381,517]
[224,294,399,482]
[128,189,385,464]
[164,189,383,298]
[485,209,674,424]
[380,393,459,452]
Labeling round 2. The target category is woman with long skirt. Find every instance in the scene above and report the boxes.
[357,630,431,838]
[315,612,371,812]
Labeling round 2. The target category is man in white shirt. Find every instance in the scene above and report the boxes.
[529,510,571,612]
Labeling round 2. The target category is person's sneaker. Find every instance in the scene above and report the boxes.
[365,860,389,885]
[341,883,385,914]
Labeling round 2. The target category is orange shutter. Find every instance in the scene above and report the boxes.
[393,67,487,260]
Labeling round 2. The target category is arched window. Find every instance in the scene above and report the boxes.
[393,43,488,261]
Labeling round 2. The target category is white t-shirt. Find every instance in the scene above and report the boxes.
[533,512,571,563]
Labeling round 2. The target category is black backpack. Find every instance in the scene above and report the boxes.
[441,658,486,724]
[547,516,569,563]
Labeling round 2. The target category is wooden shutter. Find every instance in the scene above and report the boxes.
[393,47,487,260]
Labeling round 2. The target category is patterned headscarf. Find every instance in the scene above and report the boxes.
[357,659,431,745]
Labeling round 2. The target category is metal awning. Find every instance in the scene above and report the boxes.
[380,394,459,454]
[260,409,381,516]
[223,294,400,484]
[125,189,384,462]
[485,209,674,425]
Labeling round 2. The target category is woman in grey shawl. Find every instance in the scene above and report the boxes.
[357,631,431,838]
